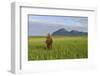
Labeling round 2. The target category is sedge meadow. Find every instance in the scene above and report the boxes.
[28,36,88,60]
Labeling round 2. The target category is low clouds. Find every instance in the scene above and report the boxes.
[28,15,88,36]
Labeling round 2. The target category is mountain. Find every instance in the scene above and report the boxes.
[52,28,87,36]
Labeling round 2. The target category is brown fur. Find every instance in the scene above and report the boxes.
[45,33,53,49]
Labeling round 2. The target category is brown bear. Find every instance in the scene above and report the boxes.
[45,33,53,49]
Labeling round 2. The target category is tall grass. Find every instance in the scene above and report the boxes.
[28,36,88,60]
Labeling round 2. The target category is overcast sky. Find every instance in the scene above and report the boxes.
[28,15,88,36]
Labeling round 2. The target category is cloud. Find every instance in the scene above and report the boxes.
[28,21,88,36]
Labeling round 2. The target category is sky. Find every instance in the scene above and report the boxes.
[28,15,88,36]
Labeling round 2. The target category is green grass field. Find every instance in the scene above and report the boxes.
[28,36,88,60]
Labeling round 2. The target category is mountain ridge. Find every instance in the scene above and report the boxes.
[52,28,87,36]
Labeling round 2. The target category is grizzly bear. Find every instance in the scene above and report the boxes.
[45,33,53,49]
